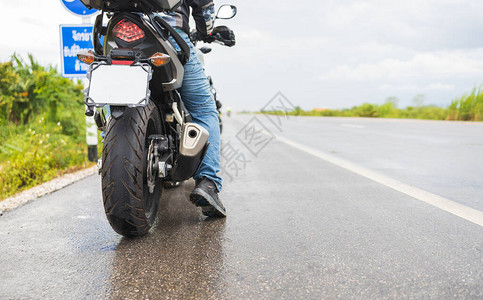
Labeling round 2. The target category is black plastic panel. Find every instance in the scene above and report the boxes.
[80,0,181,12]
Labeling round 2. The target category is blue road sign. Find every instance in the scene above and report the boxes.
[59,24,94,78]
[60,0,98,17]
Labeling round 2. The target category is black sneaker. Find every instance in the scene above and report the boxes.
[190,178,226,218]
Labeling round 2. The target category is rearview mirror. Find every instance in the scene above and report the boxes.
[216,5,237,20]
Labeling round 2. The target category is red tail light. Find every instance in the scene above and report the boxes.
[112,19,145,43]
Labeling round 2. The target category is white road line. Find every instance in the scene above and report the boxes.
[273,134,483,227]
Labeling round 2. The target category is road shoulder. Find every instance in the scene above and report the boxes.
[0,166,97,215]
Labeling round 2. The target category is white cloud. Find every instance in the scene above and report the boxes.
[0,1,82,67]
[320,50,483,81]
[427,83,455,90]
[378,83,455,91]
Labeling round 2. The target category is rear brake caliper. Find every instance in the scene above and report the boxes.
[147,135,172,193]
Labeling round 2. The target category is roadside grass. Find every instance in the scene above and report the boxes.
[447,87,483,121]
[0,54,91,200]
[0,119,91,200]
[261,89,483,121]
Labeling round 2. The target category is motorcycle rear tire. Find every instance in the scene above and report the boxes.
[101,101,162,237]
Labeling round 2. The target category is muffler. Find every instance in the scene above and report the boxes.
[179,123,209,157]
[170,122,210,181]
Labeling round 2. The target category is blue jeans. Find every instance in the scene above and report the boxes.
[171,29,222,192]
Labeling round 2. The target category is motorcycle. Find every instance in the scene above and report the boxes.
[77,0,236,237]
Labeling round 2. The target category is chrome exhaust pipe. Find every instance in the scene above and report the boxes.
[180,122,209,157]
[170,122,210,181]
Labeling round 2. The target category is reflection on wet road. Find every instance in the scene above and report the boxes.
[110,181,227,299]
[0,116,482,298]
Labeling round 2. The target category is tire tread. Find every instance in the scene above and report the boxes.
[101,101,161,237]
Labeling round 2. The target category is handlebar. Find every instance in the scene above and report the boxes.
[212,32,236,47]
[190,28,235,47]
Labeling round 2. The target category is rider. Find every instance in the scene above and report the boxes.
[161,0,226,218]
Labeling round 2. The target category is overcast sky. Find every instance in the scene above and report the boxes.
[2,0,483,111]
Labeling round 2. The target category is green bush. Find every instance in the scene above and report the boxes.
[262,88,483,122]
[0,54,90,200]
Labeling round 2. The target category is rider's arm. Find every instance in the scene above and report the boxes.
[188,0,216,36]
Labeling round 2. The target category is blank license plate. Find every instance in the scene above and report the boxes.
[86,63,152,106]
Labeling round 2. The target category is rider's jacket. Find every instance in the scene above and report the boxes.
[162,0,215,36]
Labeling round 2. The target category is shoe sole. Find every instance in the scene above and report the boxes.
[190,188,226,218]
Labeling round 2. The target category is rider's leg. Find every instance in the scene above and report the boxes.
[172,29,223,193]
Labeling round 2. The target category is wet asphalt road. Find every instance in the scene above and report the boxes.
[1,115,482,299]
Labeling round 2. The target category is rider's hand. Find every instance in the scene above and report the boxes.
[200,33,215,43]
[191,31,215,43]
[195,27,236,46]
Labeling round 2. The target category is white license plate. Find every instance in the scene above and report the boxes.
[86,63,152,107]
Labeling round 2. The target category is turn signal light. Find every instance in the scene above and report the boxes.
[149,52,170,67]
[77,50,95,65]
